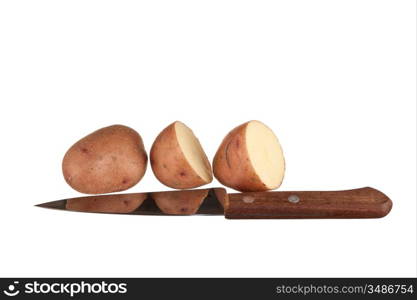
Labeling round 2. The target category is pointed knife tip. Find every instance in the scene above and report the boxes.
[34,200,67,210]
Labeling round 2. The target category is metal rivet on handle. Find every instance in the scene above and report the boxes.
[288,195,300,203]
[242,196,255,203]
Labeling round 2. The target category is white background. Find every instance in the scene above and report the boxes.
[0,0,415,277]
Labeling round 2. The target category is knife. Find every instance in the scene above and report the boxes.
[36,187,392,219]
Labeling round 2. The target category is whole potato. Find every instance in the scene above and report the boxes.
[150,121,213,189]
[62,125,148,194]
[213,120,285,192]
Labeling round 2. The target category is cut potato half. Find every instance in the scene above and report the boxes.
[150,121,213,189]
[175,122,212,183]
[246,121,285,189]
[213,120,285,192]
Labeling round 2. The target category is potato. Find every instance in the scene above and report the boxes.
[62,125,148,194]
[150,121,213,189]
[213,120,285,192]
[66,193,147,213]
[152,189,208,215]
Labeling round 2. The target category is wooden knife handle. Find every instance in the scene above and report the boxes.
[225,187,392,219]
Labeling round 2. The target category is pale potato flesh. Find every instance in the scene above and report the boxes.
[246,121,285,189]
[175,122,212,183]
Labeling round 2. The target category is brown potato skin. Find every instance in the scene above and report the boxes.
[213,122,279,192]
[152,189,208,215]
[150,122,212,189]
[66,193,147,213]
[62,125,148,194]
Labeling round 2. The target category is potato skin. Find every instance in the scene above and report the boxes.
[150,122,211,189]
[62,125,148,194]
[152,189,208,215]
[213,122,279,192]
[66,193,147,213]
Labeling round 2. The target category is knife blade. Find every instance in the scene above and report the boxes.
[36,188,226,216]
[35,187,392,219]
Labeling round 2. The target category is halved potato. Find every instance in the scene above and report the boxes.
[152,189,209,215]
[150,121,213,189]
[213,120,285,192]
